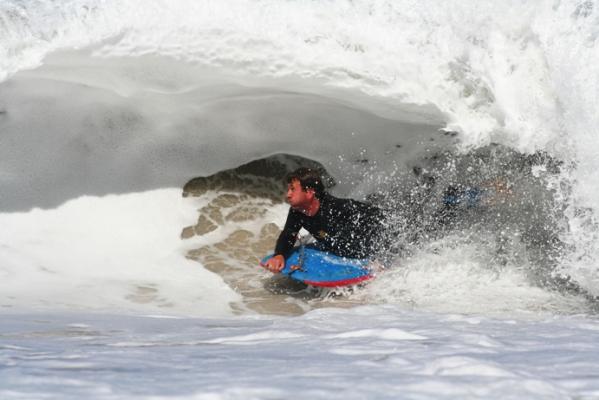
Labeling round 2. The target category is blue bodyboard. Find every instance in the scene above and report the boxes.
[260,247,373,287]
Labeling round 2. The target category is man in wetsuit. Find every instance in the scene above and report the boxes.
[263,168,387,273]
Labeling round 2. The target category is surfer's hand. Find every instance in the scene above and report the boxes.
[263,255,285,273]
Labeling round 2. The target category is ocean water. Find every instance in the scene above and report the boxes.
[1,0,599,398]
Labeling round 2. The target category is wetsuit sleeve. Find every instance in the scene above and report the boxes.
[274,209,303,258]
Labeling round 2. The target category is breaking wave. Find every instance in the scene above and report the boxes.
[1,0,598,315]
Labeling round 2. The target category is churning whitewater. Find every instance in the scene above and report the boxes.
[1,0,599,398]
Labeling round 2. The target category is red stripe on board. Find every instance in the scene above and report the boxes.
[303,274,374,288]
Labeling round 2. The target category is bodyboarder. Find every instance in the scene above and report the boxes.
[262,168,388,273]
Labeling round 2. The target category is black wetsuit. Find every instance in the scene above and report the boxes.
[274,193,387,259]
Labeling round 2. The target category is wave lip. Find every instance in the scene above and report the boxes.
[0,0,577,147]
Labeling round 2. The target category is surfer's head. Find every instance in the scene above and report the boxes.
[285,168,324,214]
[286,168,325,198]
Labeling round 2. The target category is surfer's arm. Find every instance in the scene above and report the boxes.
[264,210,301,273]
[274,209,302,258]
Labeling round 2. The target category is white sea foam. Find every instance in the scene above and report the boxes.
[0,189,240,316]
[1,308,599,399]
[364,236,593,315]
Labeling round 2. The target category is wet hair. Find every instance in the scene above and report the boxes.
[286,167,325,198]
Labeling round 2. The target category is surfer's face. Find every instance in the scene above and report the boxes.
[286,179,314,210]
